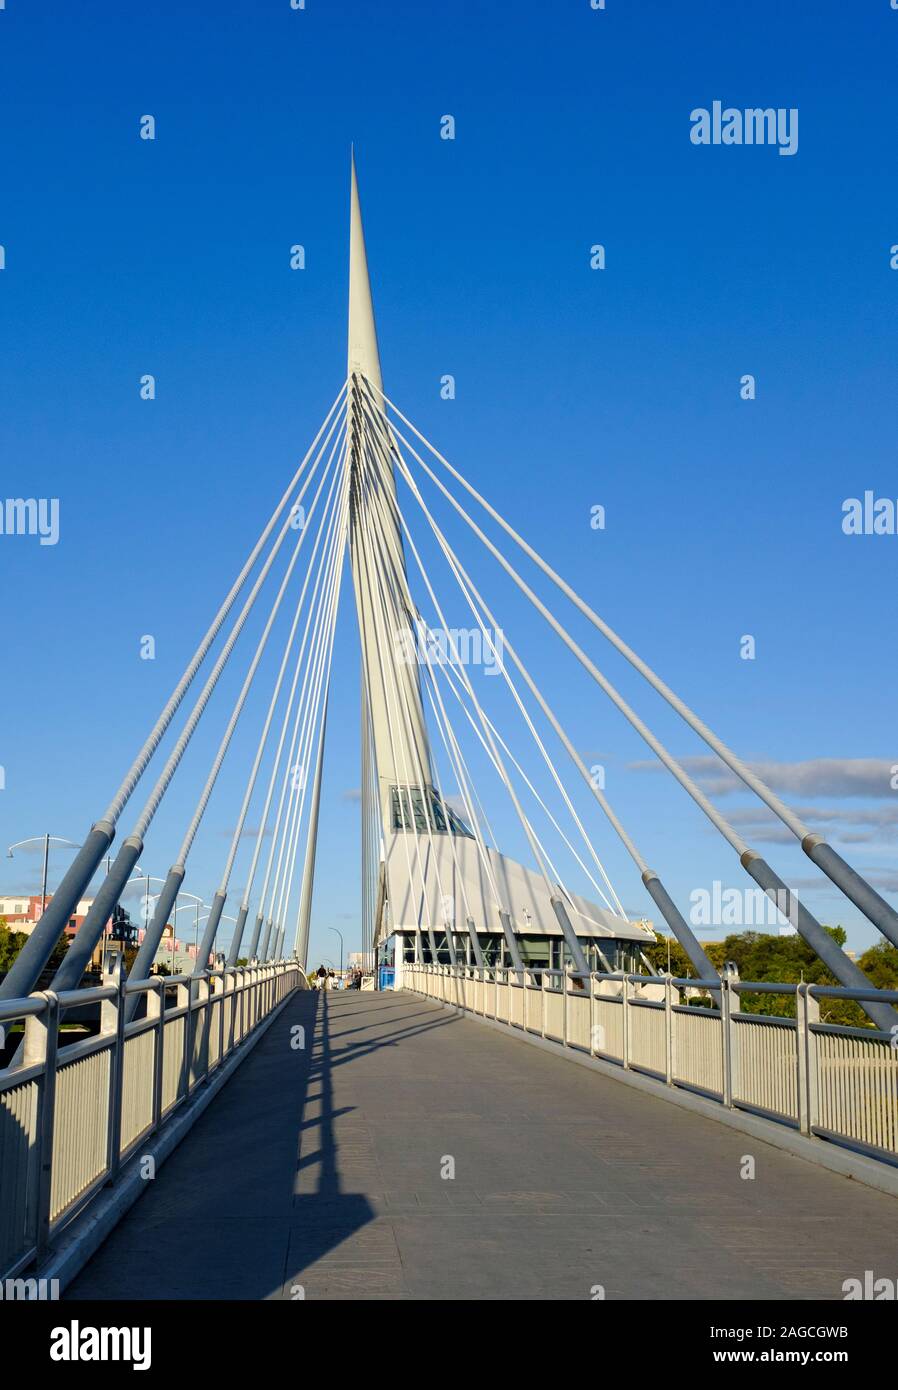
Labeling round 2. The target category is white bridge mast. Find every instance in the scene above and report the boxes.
[347,153,434,832]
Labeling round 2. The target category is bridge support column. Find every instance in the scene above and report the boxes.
[0,821,115,1002]
[499,910,525,975]
[52,835,144,992]
[741,851,898,1033]
[466,919,484,968]
[227,904,250,967]
[125,865,184,1021]
[550,897,590,977]
[194,891,227,975]
[246,912,265,962]
[803,835,898,950]
[641,869,720,1005]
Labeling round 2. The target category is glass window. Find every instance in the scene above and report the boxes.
[389,785,474,838]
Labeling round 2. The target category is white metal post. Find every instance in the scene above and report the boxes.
[102,958,126,1182]
[621,974,630,1070]
[664,975,674,1085]
[147,978,164,1129]
[796,982,820,1135]
[25,991,59,1259]
[562,966,569,1047]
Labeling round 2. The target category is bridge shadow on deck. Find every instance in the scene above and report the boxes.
[65,989,458,1301]
[67,990,898,1301]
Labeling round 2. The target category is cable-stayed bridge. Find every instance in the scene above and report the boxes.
[2,158,898,1302]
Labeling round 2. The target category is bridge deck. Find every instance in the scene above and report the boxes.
[67,989,898,1301]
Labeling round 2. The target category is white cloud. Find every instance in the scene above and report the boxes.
[627,756,898,800]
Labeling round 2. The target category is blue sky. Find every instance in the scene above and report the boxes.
[1,0,898,965]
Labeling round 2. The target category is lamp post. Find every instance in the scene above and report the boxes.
[7,835,81,918]
[329,927,344,976]
[195,912,238,968]
[173,897,207,967]
[122,871,163,927]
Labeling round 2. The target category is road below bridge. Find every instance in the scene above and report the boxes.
[68,989,898,1300]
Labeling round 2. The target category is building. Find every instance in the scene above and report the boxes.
[0,893,201,976]
[0,894,92,939]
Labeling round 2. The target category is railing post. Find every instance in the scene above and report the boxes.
[494,967,499,1020]
[224,970,235,1056]
[197,975,211,1085]
[621,974,630,1070]
[148,978,164,1130]
[721,967,738,1107]
[664,974,674,1086]
[185,976,197,1091]
[25,990,59,1259]
[796,983,820,1136]
[219,971,228,1057]
[542,966,548,1038]
[562,966,569,1047]
[103,957,126,1183]
[174,978,189,1105]
[588,971,595,1054]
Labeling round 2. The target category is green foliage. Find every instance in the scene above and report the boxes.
[47,930,70,971]
[856,940,898,991]
[644,936,694,979]
[0,922,74,977]
[0,920,29,973]
[646,926,898,1028]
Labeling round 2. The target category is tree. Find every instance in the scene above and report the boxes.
[643,936,694,979]
[0,920,29,973]
[856,940,898,991]
[645,926,894,1028]
[0,920,73,979]
[46,930,70,972]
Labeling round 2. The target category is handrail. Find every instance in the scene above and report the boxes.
[0,958,302,1280]
[404,962,898,1008]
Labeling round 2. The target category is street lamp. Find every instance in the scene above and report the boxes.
[7,835,81,917]
[173,897,208,961]
[122,872,163,928]
[329,927,344,975]
[195,912,237,968]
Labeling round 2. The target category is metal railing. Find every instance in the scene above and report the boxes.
[403,963,898,1168]
[0,959,301,1279]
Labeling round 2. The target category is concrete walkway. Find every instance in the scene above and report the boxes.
[67,989,898,1300]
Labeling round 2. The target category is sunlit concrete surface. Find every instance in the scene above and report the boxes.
[67,990,898,1301]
